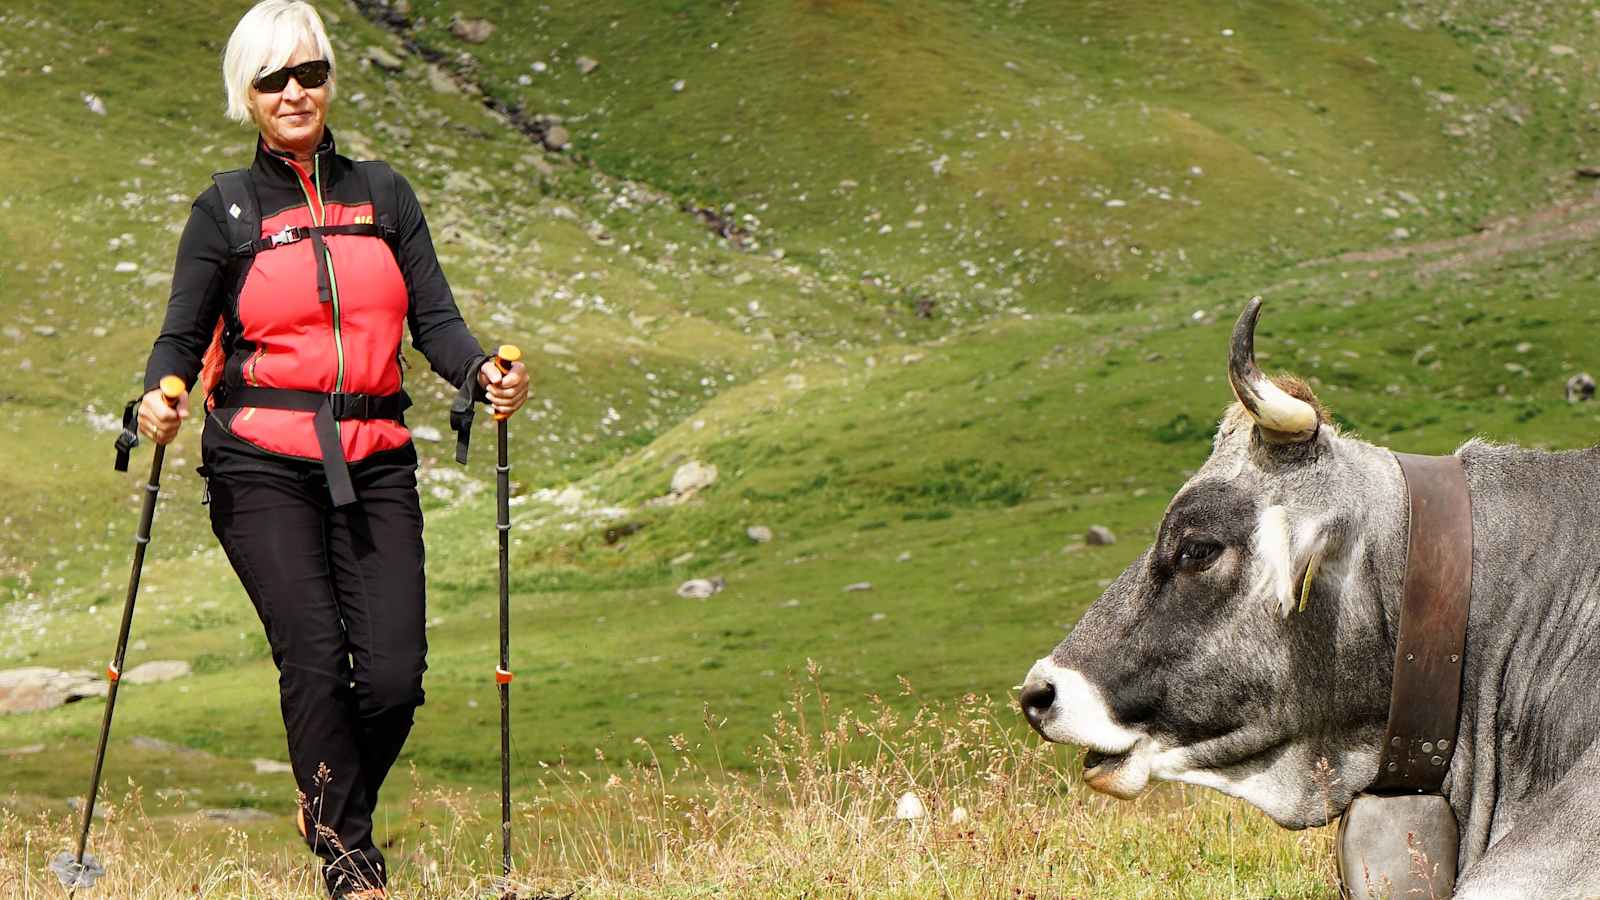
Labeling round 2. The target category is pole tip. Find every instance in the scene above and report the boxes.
[495,345,522,371]
[158,375,185,405]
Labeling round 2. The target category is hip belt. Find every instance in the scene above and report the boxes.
[214,386,412,507]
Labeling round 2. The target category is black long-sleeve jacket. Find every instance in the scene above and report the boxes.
[142,130,486,472]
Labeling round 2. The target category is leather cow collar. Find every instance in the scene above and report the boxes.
[1368,452,1474,794]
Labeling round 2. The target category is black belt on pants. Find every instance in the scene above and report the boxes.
[214,386,412,507]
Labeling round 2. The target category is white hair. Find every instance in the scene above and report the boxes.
[221,0,336,124]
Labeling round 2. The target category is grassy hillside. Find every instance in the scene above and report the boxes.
[3,0,1600,895]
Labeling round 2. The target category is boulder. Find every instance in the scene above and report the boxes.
[364,46,404,72]
[200,808,274,823]
[450,16,496,43]
[122,660,191,684]
[671,460,718,497]
[541,125,571,152]
[0,668,105,714]
[676,577,725,599]
[1086,525,1116,546]
[1566,372,1595,404]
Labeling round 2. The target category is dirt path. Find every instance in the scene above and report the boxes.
[1302,185,1600,277]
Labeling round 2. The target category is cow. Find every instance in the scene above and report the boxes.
[1018,299,1600,898]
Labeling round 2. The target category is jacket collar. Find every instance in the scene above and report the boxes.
[255,127,337,177]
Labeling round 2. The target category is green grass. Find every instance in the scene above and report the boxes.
[4,0,1600,895]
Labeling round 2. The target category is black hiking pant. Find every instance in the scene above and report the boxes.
[206,447,426,897]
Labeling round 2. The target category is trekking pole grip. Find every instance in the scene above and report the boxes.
[158,375,184,406]
[492,345,521,422]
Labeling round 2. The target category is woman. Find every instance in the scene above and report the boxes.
[135,2,528,896]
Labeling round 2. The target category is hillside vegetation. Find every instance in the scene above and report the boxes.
[3,0,1600,896]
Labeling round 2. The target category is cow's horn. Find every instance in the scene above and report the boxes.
[1228,298,1319,444]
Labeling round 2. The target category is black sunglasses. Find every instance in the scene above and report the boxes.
[254,59,331,93]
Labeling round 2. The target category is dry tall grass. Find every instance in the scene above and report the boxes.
[1,665,1334,898]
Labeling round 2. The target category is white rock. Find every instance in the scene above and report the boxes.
[671,460,718,496]
[1086,525,1116,546]
[844,582,873,592]
[0,668,105,714]
[746,525,773,543]
[410,424,443,442]
[676,577,725,599]
[671,79,686,93]
[950,806,969,824]
[895,792,926,820]
[122,660,191,684]
[576,56,599,74]
[114,261,138,273]
[252,758,294,775]
[200,808,274,823]
[83,93,107,115]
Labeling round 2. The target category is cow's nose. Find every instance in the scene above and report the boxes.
[1019,677,1056,735]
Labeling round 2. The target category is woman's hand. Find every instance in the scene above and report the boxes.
[137,384,190,445]
[478,357,530,419]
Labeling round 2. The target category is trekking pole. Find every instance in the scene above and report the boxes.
[492,345,521,884]
[51,376,185,891]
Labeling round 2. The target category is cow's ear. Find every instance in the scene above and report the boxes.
[1253,507,1343,619]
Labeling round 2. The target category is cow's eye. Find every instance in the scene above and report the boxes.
[1177,539,1222,572]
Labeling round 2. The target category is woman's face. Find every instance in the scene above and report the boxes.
[250,42,330,160]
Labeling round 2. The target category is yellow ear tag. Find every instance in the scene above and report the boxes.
[1297,549,1322,613]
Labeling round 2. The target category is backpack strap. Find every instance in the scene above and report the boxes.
[355,160,400,251]
[212,169,261,258]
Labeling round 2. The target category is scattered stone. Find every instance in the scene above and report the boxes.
[670,551,695,566]
[843,582,873,593]
[576,56,599,75]
[122,660,191,684]
[895,792,926,821]
[897,551,912,562]
[67,797,107,820]
[411,424,442,442]
[129,735,210,758]
[870,612,887,622]
[3,743,45,756]
[364,46,404,72]
[0,668,105,714]
[200,808,274,823]
[746,525,773,543]
[1550,44,1577,57]
[950,806,969,825]
[676,577,725,599]
[1086,525,1116,546]
[670,460,718,498]
[83,93,107,116]
[541,125,571,152]
[671,79,686,93]
[32,325,56,337]
[427,64,459,94]
[114,261,138,273]
[1577,166,1600,179]
[1566,373,1595,403]
[450,16,496,43]
[252,758,294,775]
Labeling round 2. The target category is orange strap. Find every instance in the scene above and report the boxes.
[495,667,513,685]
